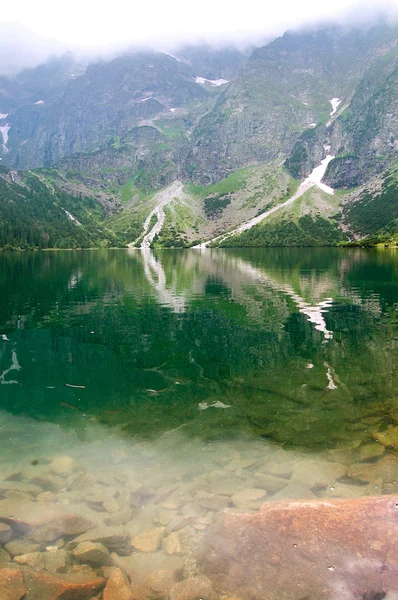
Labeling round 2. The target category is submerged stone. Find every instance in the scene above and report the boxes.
[131,527,165,553]
[0,566,25,600]
[103,568,133,600]
[170,575,217,600]
[22,569,105,600]
[199,495,398,599]
[73,541,111,567]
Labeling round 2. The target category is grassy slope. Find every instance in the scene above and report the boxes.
[152,164,299,247]
[220,186,348,247]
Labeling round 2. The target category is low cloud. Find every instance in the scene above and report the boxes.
[0,0,397,76]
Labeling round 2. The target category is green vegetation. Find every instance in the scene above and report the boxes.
[203,193,232,218]
[221,214,345,247]
[186,167,250,197]
[343,167,398,237]
[0,173,122,250]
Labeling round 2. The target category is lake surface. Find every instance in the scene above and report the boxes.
[1,247,398,595]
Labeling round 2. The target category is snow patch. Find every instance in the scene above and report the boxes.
[309,123,316,128]
[0,113,8,119]
[326,367,337,390]
[199,401,231,410]
[62,208,82,226]
[0,124,10,145]
[0,351,21,385]
[139,97,156,103]
[34,100,44,105]
[1,334,9,341]
[195,76,229,87]
[169,108,177,112]
[164,52,181,62]
[330,98,341,117]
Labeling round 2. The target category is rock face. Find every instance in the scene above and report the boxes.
[199,495,398,599]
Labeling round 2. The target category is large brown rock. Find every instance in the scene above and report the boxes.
[199,495,398,600]
[0,567,25,600]
[103,568,133,600]
[22,569,105,600]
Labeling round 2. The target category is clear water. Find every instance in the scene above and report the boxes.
[1,247,398,594]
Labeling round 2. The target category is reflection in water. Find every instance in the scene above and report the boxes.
[0,247,398,597]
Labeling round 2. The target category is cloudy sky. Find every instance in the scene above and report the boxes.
[0,0,397,72]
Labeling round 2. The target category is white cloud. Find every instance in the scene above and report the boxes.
[0,0,396,73]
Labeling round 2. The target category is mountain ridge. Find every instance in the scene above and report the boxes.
[0,22,397,249]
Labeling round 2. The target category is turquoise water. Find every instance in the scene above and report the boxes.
[1,247,398,595]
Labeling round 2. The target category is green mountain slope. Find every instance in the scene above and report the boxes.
[0,167,122,249]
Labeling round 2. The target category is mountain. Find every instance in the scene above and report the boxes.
[0,23,397,249]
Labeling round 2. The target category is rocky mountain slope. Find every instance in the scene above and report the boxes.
[0,22,397,249]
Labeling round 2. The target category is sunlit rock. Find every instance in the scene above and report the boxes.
[131,527,166,553]
[199,495,398,599]
[0,566,25,600]
[103,568,133,600]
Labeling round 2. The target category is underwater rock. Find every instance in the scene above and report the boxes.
[169,575,218,600]
[22,568,105,600]
[14,552,46,570]
[72,526,129,551]
[73,541,111,567]
[112,552,184,599]
[0,523,13,544]
[199,495,398,599]
[163,532,183,556]
[0,566,25,600]
[103,568,133,600]
[49,457,82,477]
[131,527,165,553]
[372,426,398,449]
[231,489,267,510]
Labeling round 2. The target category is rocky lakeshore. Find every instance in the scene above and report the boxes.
[1,412,398,600]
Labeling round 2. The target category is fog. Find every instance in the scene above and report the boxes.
[0,0,397,75]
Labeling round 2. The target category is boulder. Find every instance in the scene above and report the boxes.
[22,569,105,600]
[0,566,25,600]
[73,542,111,567]
[103,568,133,600]
[199,495,398,599]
